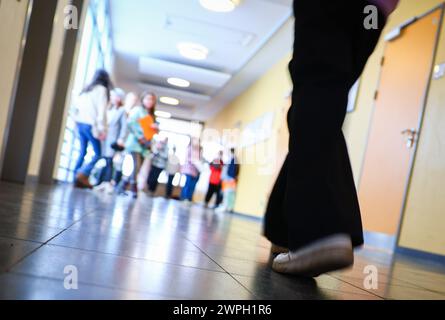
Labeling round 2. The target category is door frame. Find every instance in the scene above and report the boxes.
[357,4,445,249]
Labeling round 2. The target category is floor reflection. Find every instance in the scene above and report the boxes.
[0,182,444,299]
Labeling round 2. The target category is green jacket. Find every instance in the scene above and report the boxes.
[125,106,151,157]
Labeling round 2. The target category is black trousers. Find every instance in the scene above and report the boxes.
[147,166,163,193]
[205,183,223,206]
[166,174,175,198]
[264,0,385,251]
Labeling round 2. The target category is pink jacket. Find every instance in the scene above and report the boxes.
[181,144,200,177]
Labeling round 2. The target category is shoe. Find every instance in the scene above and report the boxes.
[182,200,192,208]
[130,184,138,199]
[215,206,226,213]
[75,173,93,189]
[105,183,115,195]
[115,180,128,195]
[271,244,288,255]
[272,234,354,278]
[93,182,109,192]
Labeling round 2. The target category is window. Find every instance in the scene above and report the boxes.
[57,0,113,182]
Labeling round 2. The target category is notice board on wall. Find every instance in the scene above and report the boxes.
[240,111,275,148]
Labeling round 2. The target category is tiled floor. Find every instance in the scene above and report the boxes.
[0,182,444,300]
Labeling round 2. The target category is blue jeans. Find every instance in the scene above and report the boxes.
[74,123,102,177]
[181,174,199,201]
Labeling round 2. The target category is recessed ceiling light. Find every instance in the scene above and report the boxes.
[167,77,191,88]
[160,96,180,106]
[177,42,209,61]
[155,111,172,119]
[200,0,240,12]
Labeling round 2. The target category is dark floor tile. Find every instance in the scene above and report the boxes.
[66,222,193,248]
[234,273,381,300]
[0,213,76,230]
[1,182,445,300]
[10,244,252,299]
[210,256,272,277]
[0,237,41,272]
[0,273,175,300]
[0,221,65,243]
[192,240,271,263]
[48,231,222,271]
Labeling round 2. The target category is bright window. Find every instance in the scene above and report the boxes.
[57,0,114,183]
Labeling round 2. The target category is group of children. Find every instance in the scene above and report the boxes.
[73,69,239,212]
[181,142,239,212]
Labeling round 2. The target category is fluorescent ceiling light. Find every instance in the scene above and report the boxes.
[167,77,191,88]
[177,42,209,61]
[200,0,240,13]
[155,111,172,119]
[160,96,180,106]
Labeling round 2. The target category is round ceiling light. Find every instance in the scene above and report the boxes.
[155,111,172,119]
[177,42,209,61]
[167,77,191,88]
[199,0,240,12]
[160,96,180,106]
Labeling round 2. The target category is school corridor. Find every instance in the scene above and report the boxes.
[1,0,445,301]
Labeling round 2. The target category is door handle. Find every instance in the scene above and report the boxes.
[401,128,418,149]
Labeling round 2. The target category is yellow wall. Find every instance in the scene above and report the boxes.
[206,54,292,217]
[0,0,30,163]
[28,0,70,177]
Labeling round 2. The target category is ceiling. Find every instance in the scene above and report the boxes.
[110,0,294,121]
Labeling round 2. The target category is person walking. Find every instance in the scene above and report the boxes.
[204,151,224,209]
[95,88,127,191]
[73,69,113,189]
[216,148,239,213]
[165,146,181,199]
[117,92,158,198]
[180,138,201,204]
[264,0,399,277]
[147,137,169,195]
[124,92,139,115]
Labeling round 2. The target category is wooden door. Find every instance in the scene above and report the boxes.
[359,8,442,235]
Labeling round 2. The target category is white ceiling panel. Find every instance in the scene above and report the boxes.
[110,0,293,121]
[139,57,232,88]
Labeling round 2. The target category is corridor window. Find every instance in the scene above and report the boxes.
[57,0,113,183]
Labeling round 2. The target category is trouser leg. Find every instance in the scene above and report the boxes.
[205,184,216,204]
[129,153,142,185]
[74,124,88,176]
[166,174,175,197]
[79,128,102,177]
[264,158,290,248]
[102,157,113,182]
[215,184,223,206]
[265,0,384,250]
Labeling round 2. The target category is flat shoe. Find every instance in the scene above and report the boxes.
[272,234,354,277]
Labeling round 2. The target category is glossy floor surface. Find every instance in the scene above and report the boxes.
[0,182,444,300]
